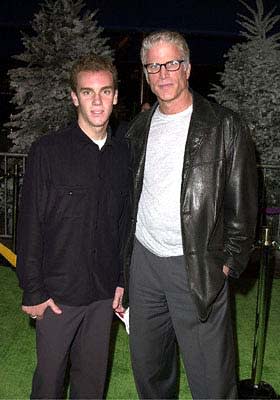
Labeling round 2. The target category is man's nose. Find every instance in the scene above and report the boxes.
[159,64,169,78]
[92,93,102,104]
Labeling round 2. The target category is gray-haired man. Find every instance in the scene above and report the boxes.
[123,30,258,399]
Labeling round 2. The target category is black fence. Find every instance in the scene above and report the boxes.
[0,152,27,250]
[0,152,279,251]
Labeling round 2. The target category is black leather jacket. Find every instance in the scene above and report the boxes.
[123,91,258,320]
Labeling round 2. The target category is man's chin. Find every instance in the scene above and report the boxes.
[157,94,175,103]
[90,119,107,128]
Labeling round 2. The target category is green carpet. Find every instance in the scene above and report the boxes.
[0,265,279,399]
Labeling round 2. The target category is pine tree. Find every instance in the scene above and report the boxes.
[5,0,113,152]
[210,0,280,201]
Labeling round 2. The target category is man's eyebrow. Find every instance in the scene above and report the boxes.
[101,85,114,90]
[79,85,114,91]
[79,87,92,92]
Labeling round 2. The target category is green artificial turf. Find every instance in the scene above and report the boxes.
[0,265,279,399]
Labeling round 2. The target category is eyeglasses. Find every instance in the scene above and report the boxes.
[144,59,186,74]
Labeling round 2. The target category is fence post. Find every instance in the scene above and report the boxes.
[12,164,19,252]
[238,226,279,399]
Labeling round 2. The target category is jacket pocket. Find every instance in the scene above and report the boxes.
[53,185,89,218]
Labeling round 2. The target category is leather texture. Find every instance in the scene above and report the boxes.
[123,90,258,321]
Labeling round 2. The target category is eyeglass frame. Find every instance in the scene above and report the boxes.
[144,59,186,74]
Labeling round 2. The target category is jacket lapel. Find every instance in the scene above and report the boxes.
[181,91,218,200]
[126,103,157,206]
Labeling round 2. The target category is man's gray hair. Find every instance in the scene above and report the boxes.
[140,30,190,65]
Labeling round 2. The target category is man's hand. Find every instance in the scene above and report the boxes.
[112,286,125,313]
[223,265,230,277]
[22,298,62,320]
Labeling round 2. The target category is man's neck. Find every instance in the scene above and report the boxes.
[78,120,107,141]
[159,90,193,115]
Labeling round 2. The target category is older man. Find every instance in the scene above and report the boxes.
[123,31,258,399]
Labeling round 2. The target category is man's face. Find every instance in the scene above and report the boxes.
[145,41,191,112]
[71,70,118,134]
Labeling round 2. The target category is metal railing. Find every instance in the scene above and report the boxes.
[0,152,27,249]
[256,164,280,243]
[238,226,280,398]
[0,153,279,249]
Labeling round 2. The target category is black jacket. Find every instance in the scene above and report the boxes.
[16,124,131,307]
[123,91,258,320]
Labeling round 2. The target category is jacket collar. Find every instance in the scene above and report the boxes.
[184,90,218,164]
[129,90,218,157]
[126,89,219,181]
[71,122,114,148]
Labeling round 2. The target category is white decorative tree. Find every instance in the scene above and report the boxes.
[5,0,113,152]
[210,0,280,203]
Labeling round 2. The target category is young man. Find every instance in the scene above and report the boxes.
[16,54,129,399]
[123,31,258,399]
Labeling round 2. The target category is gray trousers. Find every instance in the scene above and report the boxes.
[31,298,113,399]
[129,239,237,399]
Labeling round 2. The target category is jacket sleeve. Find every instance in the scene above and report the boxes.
[117,140,133,287]
[223,116,258,278]
[16,141,50,305]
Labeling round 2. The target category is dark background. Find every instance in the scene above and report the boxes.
[0,0,279,147]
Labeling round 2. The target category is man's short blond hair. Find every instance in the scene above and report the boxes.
[70,53,118,93]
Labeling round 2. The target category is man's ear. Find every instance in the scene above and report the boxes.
[71,91,79,107]
[144,69,150,86]
[113,89,118,105]
[185,63,191,80]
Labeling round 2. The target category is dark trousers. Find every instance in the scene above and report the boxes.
[31,298,113,399]
[129,239,237,399]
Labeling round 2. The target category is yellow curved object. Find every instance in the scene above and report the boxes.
[0,242,17,267]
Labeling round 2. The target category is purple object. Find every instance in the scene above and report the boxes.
[261,207,280,215]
